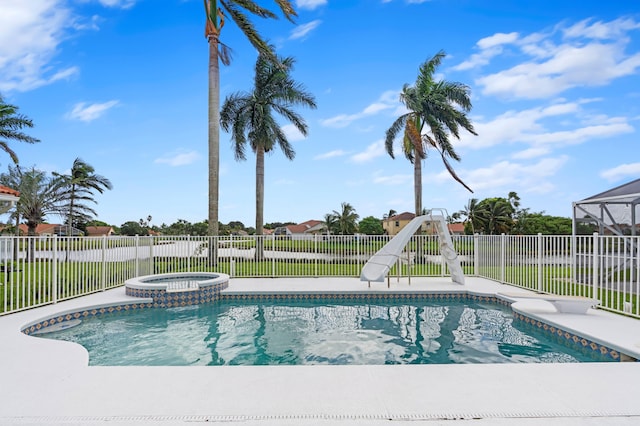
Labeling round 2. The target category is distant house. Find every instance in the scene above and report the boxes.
[86,226,115,237]
[275,220,326,240]
[383,212,465,236]
[0,185,19,214]
[382,212,416,236]
[17,224,84,236]
[447,223,466,235]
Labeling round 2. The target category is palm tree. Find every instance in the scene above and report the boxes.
[332,202,359,235]
[204,1,297,241]
[476,198,513,235]
[0,95,40,164]
[0,166,65,236]
[220,52,316,259]
[54,158,113,236]
[459,198,480,234]
[384,51,477,216]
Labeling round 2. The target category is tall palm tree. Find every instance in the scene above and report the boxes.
[0,166,65,236]
[459,197,480,234]
[476,198,513,235]
[385,51,477,216]
[204,1,297,241]
[332,202,359,235]
[0,95,40,164]
[220,52,316,259]
[54,158,113,236]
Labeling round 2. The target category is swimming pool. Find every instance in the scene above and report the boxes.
[38,295,614,365]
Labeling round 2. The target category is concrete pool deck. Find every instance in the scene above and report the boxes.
[2,276,640,425]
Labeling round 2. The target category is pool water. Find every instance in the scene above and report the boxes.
[40,298,613,366]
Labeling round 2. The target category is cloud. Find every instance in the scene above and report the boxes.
[314,150,348,160]
[372,173,412,185]
[470,17,640,99]
[154,151,200,167]
[290,20,321,40]
[350,140,386,163]
[0,0,79,92]
[438,156,569,194]
[321,91,399,128]
[457,101,634,151]
[600,162,640,182]
[66,100,119,122]
[295,0,327,11]
[282,124,307,142]
[452,32,519,71]
[79,0,137,8]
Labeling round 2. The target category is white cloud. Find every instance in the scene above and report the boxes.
[0,0,79,92]
[66,100,119,122]
[372,173,412,185]
[350,140,386,163]
[600,162,640,182]
[321,90,399,128]
[295,0,327,11]
[290,20,321,40]
[282,124,306,142]
[472,18,640,99]
[453,32,520,71]
[80,0,136,8]
[314,150,347,160]
[154,151,200,167]
[457,101,634,151]
[440,156,569,194]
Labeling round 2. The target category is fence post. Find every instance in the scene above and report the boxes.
[101,235,107,291]
[500,233,506,283]
[135,235,140,277]
[149,235,154,275]
[314,234,318,278]
[473,233,479,276]
[52,235,58,304]
[537,233,543,293]
[592,232,599,300]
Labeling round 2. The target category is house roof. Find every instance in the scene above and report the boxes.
[86,226,114,236]
[0,185,19,197]
[286,220,325,234]
[387,212,415,221]
[448,223,465,233]
[18,224,57,234]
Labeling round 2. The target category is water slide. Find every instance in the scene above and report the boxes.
[360,213,465,285]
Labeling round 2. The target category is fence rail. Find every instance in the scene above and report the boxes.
[1,233,638,318]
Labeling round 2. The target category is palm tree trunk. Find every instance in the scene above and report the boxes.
[255,146,265,261]
[207,35,220,265]
[414,158,422,216]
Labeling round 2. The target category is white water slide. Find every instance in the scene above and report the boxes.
[360,213,465,285]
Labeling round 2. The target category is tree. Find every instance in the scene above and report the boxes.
[119,221,147,236]
[0,95,40,164]
[331,202,359,235]
[385,51,476,216]
[359,216,384,235]
[203,1,297,240]
[54,158,113,236]
[458,198,481,234]
[220,52,316,259]
[475,197,514,235]
[0,166,65,236]
[383,209,397,220]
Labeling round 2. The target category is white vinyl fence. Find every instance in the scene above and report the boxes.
[1,233,638,318]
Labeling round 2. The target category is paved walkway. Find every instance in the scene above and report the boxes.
[2,277,640,425]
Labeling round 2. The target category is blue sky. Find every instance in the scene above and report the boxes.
[1,0,639,229]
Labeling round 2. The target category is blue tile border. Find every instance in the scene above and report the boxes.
[21,289,632,362]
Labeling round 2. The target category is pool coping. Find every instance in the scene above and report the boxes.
[2,276,640,425]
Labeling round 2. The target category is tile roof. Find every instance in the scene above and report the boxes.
[0,185,19,197]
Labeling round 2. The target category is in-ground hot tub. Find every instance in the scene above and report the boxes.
[125,272,230,307]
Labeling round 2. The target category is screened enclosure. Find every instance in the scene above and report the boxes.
[573,178,640,236]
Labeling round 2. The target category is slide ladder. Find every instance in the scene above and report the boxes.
[360,211,465,285]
